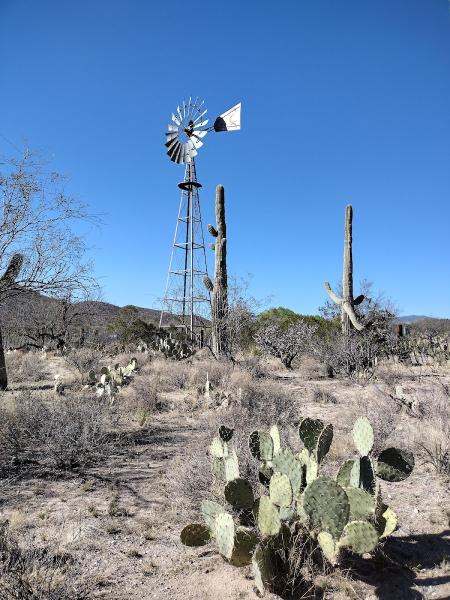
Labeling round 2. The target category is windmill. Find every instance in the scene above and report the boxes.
[159,98,241,342]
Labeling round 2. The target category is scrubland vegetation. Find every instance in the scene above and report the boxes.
[0,155,449,600]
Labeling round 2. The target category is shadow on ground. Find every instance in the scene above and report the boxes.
[344,529,450,599]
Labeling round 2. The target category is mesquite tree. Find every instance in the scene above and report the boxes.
[0,150,99,388]
[324,205,364,335]
[203,185,229,358]
[255,320,317,369]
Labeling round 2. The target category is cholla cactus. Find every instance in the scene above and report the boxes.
[88,357,137,403]
[324,205,365,335]
[180,417,414,596]
[203,185,229,358]
[0,254,24,390]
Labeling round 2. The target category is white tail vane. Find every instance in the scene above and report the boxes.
[213,103,242,132]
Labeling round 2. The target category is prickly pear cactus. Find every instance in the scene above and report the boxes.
[180,416,415,595]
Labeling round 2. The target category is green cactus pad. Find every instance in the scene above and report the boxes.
[352,417,374,456]
[299,417,325,453]
[296,493,308,524]
[269,473,293,507]
[316,424,333,463]
[224,478,254,510]
[211,456,225,481]
[379,507,397,538]
[269,425,281,455]
[224,449,240,482]
[209,437,226,458]
[201,500,225,529]
[214,512,235,559]
[360,456,376,494]
[345,487,375,521]
[249,431,274,462]
[318,531,338,565]
[303,477,350,540]
[305,453,319,485]
[180,523,211,547]
[252,543,273,596]
[272,449,303,496]
[376,448,415,482]
[229,527,258,567]
[341,520,379,554]
[337,459,360,488]
[219,425,234,442]
[257,496,281,537]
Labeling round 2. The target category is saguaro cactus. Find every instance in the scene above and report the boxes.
[203,185,229,357]
[324,205,364,335]
[0,254,24,390]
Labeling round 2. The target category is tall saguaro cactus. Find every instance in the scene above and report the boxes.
[203,185,229,358]
[324,205,364,335]
[0,254,24,390]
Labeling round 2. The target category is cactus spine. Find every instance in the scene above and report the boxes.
[204,185,229,357]
[0,254,24,390]
[324,205,364,335]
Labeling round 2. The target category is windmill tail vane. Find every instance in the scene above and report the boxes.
[160,98,241,343]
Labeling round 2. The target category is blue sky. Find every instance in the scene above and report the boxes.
[1,0,449,317]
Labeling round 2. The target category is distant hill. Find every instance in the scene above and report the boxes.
[396,315,429,323]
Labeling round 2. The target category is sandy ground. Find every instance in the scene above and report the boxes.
[0,356,449,600]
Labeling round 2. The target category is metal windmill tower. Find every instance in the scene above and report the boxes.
[159,98,241,342]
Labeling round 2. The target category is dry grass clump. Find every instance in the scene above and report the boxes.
[5,352,52,384]
[415,386,450,477]
[226,369,299,424]
[187,358,234,390]
[0,391,114,472]
[310,387,338,404]
[146,358,191,391]
[0,521,92,600]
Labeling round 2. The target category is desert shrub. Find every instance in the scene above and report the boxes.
[179,417,414,597]
[149,359,190,391]
[63,347,103,383]
[5,351,51,384]
[0,391,113,472]
[187,359,234,390]
[311,387,338,404]
[226,370,298,424]
[127,371,169,417]
[416,389,450,477]
[237,355,269,379]
[256,321,318,369]
[0,521,91,600]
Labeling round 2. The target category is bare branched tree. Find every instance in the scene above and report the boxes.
[0,150,100,387]
[256,320,318,369]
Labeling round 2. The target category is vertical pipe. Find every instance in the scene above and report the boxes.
[189,182,194,340]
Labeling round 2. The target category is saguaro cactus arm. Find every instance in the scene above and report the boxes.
[323,282,343,306]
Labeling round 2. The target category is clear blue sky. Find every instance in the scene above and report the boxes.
[1,0,449,317]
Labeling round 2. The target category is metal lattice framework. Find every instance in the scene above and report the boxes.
[159,98,241,342]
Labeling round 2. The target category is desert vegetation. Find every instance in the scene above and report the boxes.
[0,156,449,600]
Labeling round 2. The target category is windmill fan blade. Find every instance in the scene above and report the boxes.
[172,113,181,126]
[193,109,207,125]
[177,105,183,122]
[165,132,178,142]
[192,129,208,138]
[165,136,179,150]
[213,102,241,132]
[167,124,179,133]
[167,140,181,158]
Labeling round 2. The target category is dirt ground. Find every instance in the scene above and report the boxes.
[0,354,449,600]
